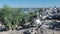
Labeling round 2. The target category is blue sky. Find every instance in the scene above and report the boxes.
[0,0,60,8]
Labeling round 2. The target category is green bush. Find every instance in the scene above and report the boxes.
[0,4,25,29]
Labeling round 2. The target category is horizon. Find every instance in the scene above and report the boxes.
[0,0,60,8]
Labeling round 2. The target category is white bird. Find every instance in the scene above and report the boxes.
[33,17,42,26]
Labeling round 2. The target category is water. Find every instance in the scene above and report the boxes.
[22,8,39,13]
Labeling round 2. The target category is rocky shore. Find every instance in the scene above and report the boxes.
[0,20,60,34]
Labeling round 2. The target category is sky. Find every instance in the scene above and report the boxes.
[0,0,60,8]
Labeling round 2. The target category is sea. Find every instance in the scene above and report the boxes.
[21,8,40,13]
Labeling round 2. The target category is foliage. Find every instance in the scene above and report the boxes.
[0,4,25,28]
[0,4,43,30]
